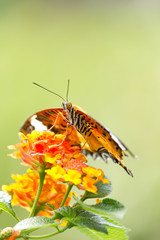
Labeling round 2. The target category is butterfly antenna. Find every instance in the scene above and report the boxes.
[66,79,70,101]
[32,82,65,101]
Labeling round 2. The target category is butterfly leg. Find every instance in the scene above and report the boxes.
[49,122,70,148]
[81,139,87,149]
[48,112,69,132]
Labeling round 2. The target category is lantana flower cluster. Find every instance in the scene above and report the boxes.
[3,130,109,217]
[2,170,71,217]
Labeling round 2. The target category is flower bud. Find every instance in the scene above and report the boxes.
[0,227,14,239]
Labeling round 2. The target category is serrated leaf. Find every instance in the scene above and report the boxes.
[101,217,129,240]
[72,209,109,235]
[73,217,108,235]
[73,195,125,219]
[83,177,112,199]
[75,209,123,229]
[14,216,59,233]
[102,217,127,230]
[55,206,76,219]
[106,226,128,240]
[0,191,19,221]
[77,224,129,240]
[91,198,126,218]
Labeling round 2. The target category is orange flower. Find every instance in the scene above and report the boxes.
[96,199,102,204]
[9,131,109,194]
[82,176,98,193]
[2,171,71,217]
[47,164,109,194]
[9,131,86,171]
[83,167,109,184]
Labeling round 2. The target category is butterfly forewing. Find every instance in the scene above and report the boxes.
[20,108,88,149]
[66,105,134,177]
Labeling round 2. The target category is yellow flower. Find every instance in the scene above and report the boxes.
[83,167,110,184]
[96,199,102,204]
[64,169,82,185]
[46,165,66,181]
[60,220,68,227]
[2,171,71,217]
[8,130,109,194]
[82,176,98,193]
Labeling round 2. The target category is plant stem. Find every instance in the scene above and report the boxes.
[29,170,46,218]
[60,183,73,208]
[79,194,87,202]
[28,225,68,239]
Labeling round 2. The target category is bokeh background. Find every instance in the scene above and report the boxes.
[0,1,160,239]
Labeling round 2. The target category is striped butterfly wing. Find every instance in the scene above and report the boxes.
[73,107,134,176]
[20,108,65,134]
[20,108,89,150]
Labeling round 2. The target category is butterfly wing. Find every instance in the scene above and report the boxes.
[20,108,65,134]
[20,108,89,149]
[73,106,134,176]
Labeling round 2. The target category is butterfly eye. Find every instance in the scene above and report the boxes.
[67,102,72,110]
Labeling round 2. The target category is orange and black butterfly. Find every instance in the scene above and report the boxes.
[20,82,135,177]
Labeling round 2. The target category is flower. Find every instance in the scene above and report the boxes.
[96,199,102,204]
[9,130,109,194]
[46,164,109,194]
[9,131,86,171]
[0,228,20,240]
[2,171,71,217]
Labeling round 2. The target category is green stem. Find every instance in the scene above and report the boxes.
[28,225,68,239]
[29,170,46,218]
[79,194,87,202]
[60,184,73,208]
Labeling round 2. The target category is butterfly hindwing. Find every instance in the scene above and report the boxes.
[71,106,134,177]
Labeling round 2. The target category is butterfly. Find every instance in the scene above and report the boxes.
[20,82,135,177]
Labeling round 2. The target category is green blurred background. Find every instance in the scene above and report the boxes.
[0,1,160,239]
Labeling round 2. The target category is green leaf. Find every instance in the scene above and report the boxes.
[73,195,125,218]
[83,177,112,200]
[76,217,129,240]
[0,191,19,221]
[46,203,55,210]
[77,224,129,240]
[73,217,108,235]
[72,209,108,235]
[55,206,76,218]
[75,209,123,229]
[102,217,129,240]
[71,209,125,236]
[91,198,126,218]
[14,216,59,233]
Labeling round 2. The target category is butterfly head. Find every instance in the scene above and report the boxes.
[63,101,73,111]
[62,101,74,124]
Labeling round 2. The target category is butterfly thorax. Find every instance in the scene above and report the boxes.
[63,101,75,125]
[63,102,94,139]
